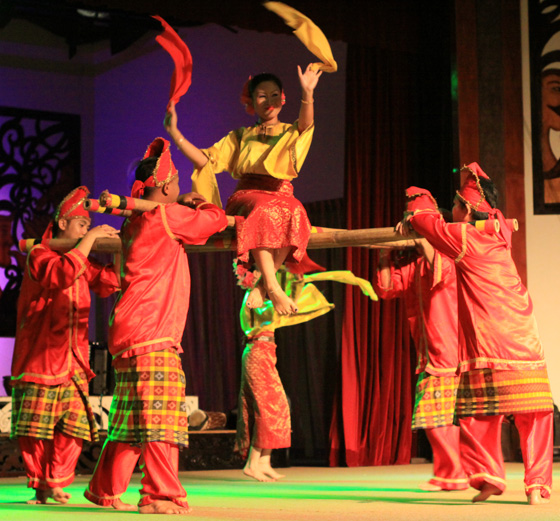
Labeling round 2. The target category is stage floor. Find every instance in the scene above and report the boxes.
[0,463,558,520]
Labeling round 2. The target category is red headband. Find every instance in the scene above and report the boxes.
[131,137,178,198]
[42,186,90,241]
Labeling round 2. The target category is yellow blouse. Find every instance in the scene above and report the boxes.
[191,121,314,207]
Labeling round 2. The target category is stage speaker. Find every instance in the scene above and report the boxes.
[89,342,115,395]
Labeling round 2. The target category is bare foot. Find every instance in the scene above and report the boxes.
[261,466,286,480]
[139,500,192,514]
[27,488,70,504]
[472,483,501,503]
[266,286,297,315]
[243,465,276,482]
[528,488,551,505]
[419,481,443,491]
[112,498,137,511]
[246,282,266,309]
[27,489,48,504]
[50,487,71,504]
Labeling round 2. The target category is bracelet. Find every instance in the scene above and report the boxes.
[301,98,314,104]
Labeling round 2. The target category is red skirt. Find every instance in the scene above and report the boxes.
[226,174,311,264]
[235,336,291,457]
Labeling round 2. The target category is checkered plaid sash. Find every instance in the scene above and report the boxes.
[455,367,554,418]
[11,371,98,441]
[411,373,459,430]
[108,349,189,446]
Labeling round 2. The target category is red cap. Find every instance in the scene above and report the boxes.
[456,162,492,213]
[42,186,90,241]
[131,137,178,198]
[456,162,513,249]
[405,186,438,212]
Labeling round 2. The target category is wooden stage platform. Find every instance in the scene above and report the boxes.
[0,463,558,521]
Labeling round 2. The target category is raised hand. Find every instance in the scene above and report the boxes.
[297,63,323,94]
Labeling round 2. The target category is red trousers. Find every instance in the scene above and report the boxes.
[425,425,468,490]
[459,411,553,498]
[84,440,188,508]
[18,432,83,490]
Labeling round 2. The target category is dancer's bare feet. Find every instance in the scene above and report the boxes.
[261,465,286,480]
[139,500,192,514]
[246,281,266,309]
[27,490,48,504]
[27,487,70,504]
[243,464,276,482]
[419,481,443,491]
[472,483,501,503]
[266,285,297,315]
[528,488,550,505]
[111,498,137,511]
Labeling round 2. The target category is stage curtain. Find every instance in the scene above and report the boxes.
[275,198,346,461]
[181,249,244,413]
[329,44,418,467]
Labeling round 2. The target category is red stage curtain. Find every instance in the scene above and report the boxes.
[329,45,417,466]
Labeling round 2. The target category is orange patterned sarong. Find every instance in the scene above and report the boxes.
[455,367,554,418]
[225,174,311,264]
[235,337,291,457]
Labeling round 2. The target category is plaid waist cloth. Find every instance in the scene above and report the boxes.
[11,371,98,442]
[108,348,189,446]
[455,367,554,418]
[411,373,459,430]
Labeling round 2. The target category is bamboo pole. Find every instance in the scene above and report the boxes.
[84,199,132,217]
[99,192,160,213]
[17,219,518,254]
[18,227,419,254]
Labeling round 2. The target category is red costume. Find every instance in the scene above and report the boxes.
[11,186,120,492]
[408,163,554,499]
[376,188,466,491]
[85,137,228,510]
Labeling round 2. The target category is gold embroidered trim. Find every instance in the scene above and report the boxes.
[434,251,442,285]
[289,143,298,173]
[12,368,71,380]
[458,164,486,211]
[458,357,546,367]
[526,484,552,492]
[469,472,507,485]
[160,205,177,241]
[67,249,88,279]
[406,191,439,209]
[112,337,176,358]
[454,223,467,263]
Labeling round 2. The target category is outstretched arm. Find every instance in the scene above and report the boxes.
[297,64,322,133]
[75,224,120,258]
[164,101,209,169]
